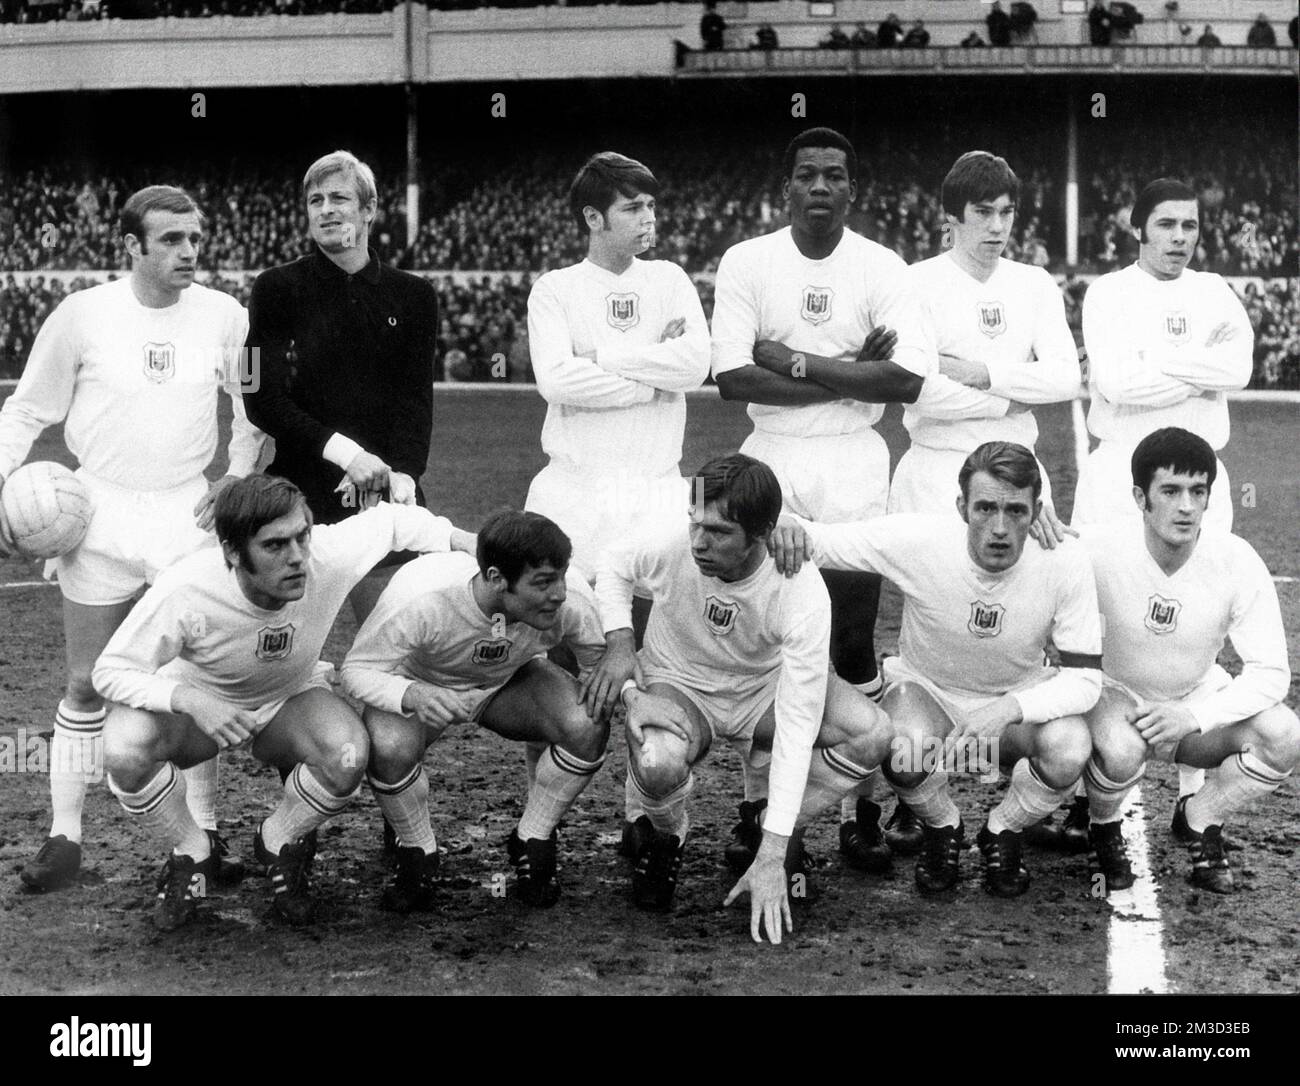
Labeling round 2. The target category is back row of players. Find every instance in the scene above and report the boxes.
[0,132,1292,944]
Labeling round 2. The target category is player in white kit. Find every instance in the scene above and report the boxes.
[710,127,930,864]
[341,511,611,910]
[1078,429,1298,895]
[95,474,473,930]
[1073,176,1255,817]
[524,151,709,581]
[0,186,264,893]
[770,442,1103,898]
[592,454,897,943]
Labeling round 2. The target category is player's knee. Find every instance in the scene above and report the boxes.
[1246,705,1300,770]
[834,703,892,771]
[103,709,166,785]
[1092,720,1148,781]
[556,705,608,763]
[630,730,689,798]
[364,711,424,780]
[308,720,369,792]
[1036,716,1092,781]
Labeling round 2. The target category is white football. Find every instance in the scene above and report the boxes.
[1,461,94,560]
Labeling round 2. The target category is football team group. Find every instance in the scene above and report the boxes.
[0,129,1294,946]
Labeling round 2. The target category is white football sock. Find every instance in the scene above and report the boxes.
[852,677,884,702]
[49,701,105,843]
[799,748,874,829]
[840,767,884,821]
[182,755,220,832]
[989,758,1070,834]
[262,764,357,853]
[894,769,960,829]
[1184,751,1290,833]
[1084,757,1144,825]
[368,765,437,854]
[517,745,604,841]
[624,769,645,823]
[1178,766,1205,798]
[631,770,692,841]
[110,762,209,861]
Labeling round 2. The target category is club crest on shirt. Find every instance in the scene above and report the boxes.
[976,301,1006,338]
[471,638,512,666]
[703,595,739,636]
[1144,594,1182,634]
[142,342,176,383]
[967,601,1005,638]
[606,292,640,331]
[256,624,295,661]
[1163,310,1190,345]
[800,286,834,325]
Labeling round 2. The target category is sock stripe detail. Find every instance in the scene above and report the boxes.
[1234,752,1289,786]
[54,711,106,735]
[120,764,179,815]
[291,764,351,816]
[547,745,604,777]
[367,764,424,796]
[1084,758,1144,795]
[821,747,873,782]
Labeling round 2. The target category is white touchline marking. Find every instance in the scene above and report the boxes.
[0,580,55,589]
[1071,397,1170,994]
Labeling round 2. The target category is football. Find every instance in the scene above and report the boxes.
[0,461,93,560]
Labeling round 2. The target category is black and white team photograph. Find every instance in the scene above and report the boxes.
[0,0,1296,1048]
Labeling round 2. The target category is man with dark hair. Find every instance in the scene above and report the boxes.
[876,12,903,46]
[96,474,473,930]
[591,453,896,941]
[1245,12,1276,47]
[699,0,725,50]
[711,125,928,859]
[770,441,1104,899]
[986,1,1012,45]
[1078,428,1298,894]
[243,150,437,624]
[1088,0,1112,45]
[341,510,612,910]
[0,184,264,893]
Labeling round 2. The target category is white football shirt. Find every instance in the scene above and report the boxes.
[1082,263,1252,449]
[710,227,931,438]
[798,513,1103,722]
[596,527,831,837]
[0,278,263,487]
[340,552,607,713]
[92,504,455,712]
[903,253,1080,453]
[528,257,709,478]
[1080,522,1290,731]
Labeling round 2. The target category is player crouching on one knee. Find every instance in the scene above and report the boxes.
[341,511,614,912]
[1078,428,1300,895]
[587,454,896,944]
[97,474,474,931]
[770,441,1104,898]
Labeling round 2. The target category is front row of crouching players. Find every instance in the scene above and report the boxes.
[97,475,477,930]
[771,441,1104,898]
[591,454,899,943]
[339,511,613,910]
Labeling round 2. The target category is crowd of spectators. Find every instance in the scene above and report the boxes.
[0,0,398,21]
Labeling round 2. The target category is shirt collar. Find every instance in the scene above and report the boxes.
[310,245,381,285]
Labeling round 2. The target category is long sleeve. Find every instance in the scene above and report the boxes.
[595,536,646,633]
[339,595,428,714]
[321,503,456,583]
[708,247,761,378]
[560,579,612,675]
[1155,281,1252,391]
[984,276,1081,404]
[242,269,338,458]
[764,596,832,837]
[1189,553,1291,732]
[528,276,655,408]
[863,253,933,380]
[92,587,191,712]
[911,372,1012,421]
[221,303,265,477]
[1084,284,1195,408]
[597,268,710,392]
[0,298,78,480]
[796,515,892,577]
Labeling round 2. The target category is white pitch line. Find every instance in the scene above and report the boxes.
[1071,397,1171,995]
[0,580,55,589]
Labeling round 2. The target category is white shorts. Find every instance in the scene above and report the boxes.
[882,655,1060,723]
[1073,440,1233,530]
[742,428,889,523]
[641,664,779,754]
[888,444,1054,517]
[47,470,214,606]
[158,660,338,729]
[525,462,689,583]
[1098,665,1233,763]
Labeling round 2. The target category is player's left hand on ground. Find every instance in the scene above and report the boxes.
[767,515,811,576]
[724,849,792,945]
[1028,501,1076,550]
[388,472,417,505]
[752,340,792,374]
[659,317,686,342]
[193,474,238,532]
[1131,703,1200,751]
[944,695,1021,761]
[857,325,897,362]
